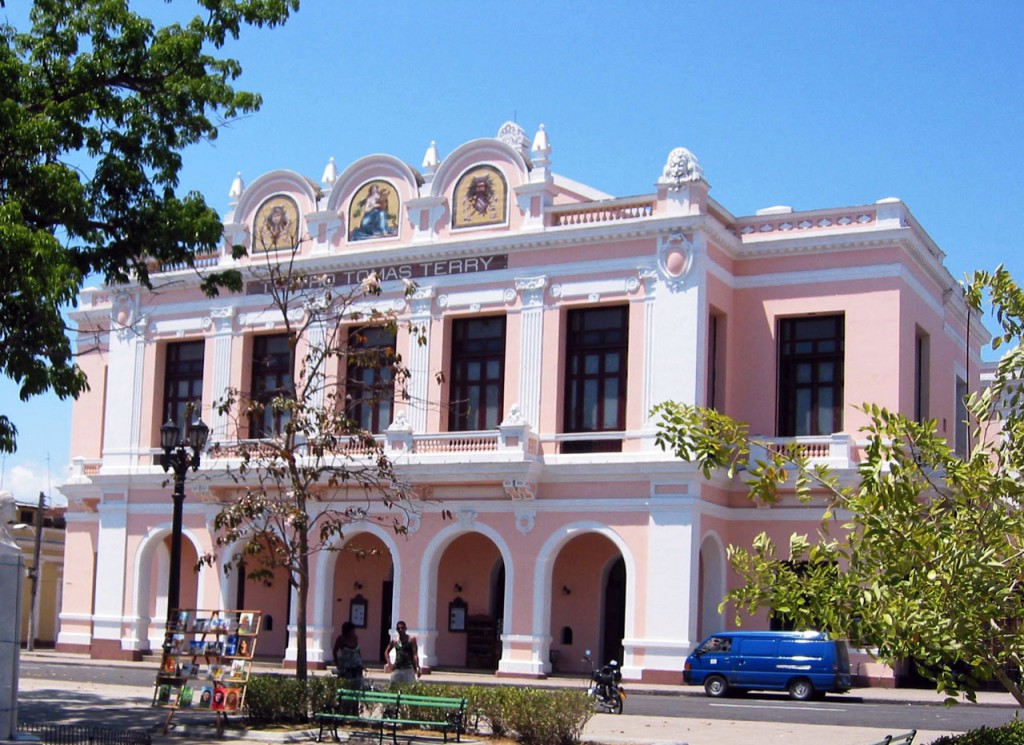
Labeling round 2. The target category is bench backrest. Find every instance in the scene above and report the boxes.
[870,731,916,745]
[336,690,399,706]
[335,689,466,710]
[396,694,466,710]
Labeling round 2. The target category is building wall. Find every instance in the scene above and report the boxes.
[56,125,985,683]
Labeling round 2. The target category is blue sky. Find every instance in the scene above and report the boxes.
[2,1,1022,503]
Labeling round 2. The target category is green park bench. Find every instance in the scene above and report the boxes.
[868,731,916,745]
[316,688,467,745]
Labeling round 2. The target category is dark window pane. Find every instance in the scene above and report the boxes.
[249,334,294,438]
[449,316,505,431]
[347,326,396,434]
[564,306,628,436]
[777,315,844,437]
[163,341,205,438]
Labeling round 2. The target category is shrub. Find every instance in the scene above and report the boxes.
[242,675,594,745]
[504,688,593,745]
[929,720,1024,745]
[243,673,336,726]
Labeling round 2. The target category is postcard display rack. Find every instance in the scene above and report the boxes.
[153,609,262,734]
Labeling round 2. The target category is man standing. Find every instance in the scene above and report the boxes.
[384,621,420,684]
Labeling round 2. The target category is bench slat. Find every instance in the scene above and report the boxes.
[316,689,467,745]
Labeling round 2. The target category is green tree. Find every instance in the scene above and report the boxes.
[654,267,1024,706]
[0,0,298,453]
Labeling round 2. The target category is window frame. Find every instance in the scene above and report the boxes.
[448,315,507,432]
[162,340,205,433]
[563,305,629,437]
[776,314,845,437]
[346,325,397,434]
[248,333,294,439]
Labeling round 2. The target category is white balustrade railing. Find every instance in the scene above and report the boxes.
[549,198,655,227]
[735,208,876,238]
[750,433,857,469]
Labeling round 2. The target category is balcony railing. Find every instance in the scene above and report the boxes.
[750,433,858,470]
[548,197,655,227]
[151,252,221,274]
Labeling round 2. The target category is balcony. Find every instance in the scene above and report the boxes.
[749,433,858,471]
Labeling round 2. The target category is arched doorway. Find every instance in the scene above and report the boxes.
[435,532,504,669]
[330,532,394,664]
[230,535,292,659]
[550,532,625,672]
[698,535,726,641]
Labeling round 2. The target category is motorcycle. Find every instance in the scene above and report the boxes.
[583,649,625,714]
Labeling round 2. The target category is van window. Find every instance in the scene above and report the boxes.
[697,636,731,654]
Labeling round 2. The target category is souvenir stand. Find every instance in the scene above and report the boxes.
[153,609,262,735]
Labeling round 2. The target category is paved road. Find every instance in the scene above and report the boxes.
[16,652,1024,745]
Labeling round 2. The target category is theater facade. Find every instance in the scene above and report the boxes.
[57,123,983,683]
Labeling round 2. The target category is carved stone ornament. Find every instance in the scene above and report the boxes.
[206,306,236,334]
[497,121,531,160]
[406,513,421,534]
[457,509,478,528]
[503,479,535,500]
[659,147,704,190]
[501,403,526,427]
[387,411,412,432]
[658,232,695,290]
[515,276,548,307]
[0,492,17,547]
[515,508,536,535]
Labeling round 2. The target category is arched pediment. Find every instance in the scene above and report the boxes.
[234,169,322,224]
[327,155,422,214]
[429,138,530,200]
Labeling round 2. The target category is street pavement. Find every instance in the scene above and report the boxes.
[13,650,1019,745]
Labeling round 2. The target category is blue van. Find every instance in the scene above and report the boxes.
[683,630,851,700]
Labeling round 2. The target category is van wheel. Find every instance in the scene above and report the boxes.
[704,675,729,698]
[788,678,814,701]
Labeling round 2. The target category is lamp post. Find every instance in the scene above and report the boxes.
[160,415,209,624]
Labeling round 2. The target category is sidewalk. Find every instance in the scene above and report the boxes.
[14,650,1018,745]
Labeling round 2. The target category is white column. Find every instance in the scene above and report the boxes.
[646,235,706,415]
[306,320,328,413]
[103,293,147,468]
[91,500,130,650]
[514,277,547,427]
[208,307,236,443]
[406,288,434,433]
[622,505,699,678]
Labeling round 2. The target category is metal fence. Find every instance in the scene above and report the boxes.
[17,723,152,745]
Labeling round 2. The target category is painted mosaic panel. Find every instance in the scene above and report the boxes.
[349,180,399,242]
[452,165,507,229]
[252,195,300,252]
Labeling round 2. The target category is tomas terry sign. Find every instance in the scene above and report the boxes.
[245,254,509,295]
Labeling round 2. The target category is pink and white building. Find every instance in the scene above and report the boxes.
[57,123,984,683]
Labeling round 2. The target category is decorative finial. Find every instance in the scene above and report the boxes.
[422,140,440,172]
[531,124,550,155]
[321,156,338,185]
[228,171,245,201]
[497,121,530,160]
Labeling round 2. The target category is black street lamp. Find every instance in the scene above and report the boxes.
[160,415,209,623]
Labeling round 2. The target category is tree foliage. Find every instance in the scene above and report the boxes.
[0,0,298,452]
[200,233,428,679]
[654,267,1024,705]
